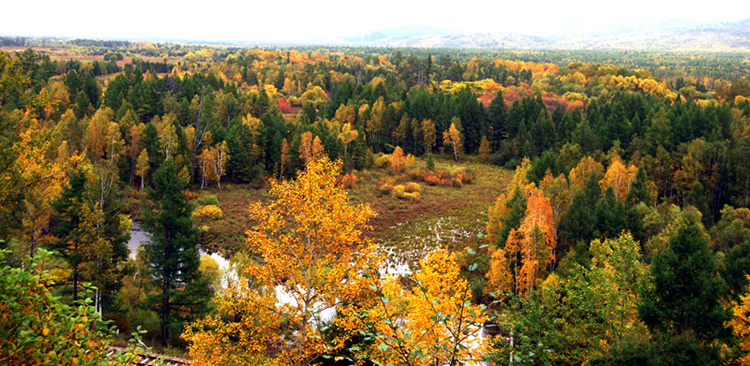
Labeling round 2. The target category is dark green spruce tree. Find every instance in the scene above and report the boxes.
[637,217,729,366]
[142,158,209,347]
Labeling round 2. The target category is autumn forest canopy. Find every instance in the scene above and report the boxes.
[3,37,750,365]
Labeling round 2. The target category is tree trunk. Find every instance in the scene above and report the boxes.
[161,280,169,347]
[192,89,206,171]
[73,242,79,302]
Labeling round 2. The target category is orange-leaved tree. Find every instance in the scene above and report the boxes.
[488,187,556,298]
[391,146,406,174]
[183,157,379,366]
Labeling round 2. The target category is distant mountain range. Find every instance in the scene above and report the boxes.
[332,19,750,51]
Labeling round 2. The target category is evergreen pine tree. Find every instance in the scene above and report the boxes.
[638,218,729,365]
[50,166,129,314]
[488,89,507,150]
[50,169,88,302]
[142,159,209,347]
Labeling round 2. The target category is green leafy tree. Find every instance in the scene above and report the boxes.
[494,233,647,365]
[0,249,153,365]
[722,238,750,300]
[50,165,129,314]
[142,158,209,347]
[0,249,111,365]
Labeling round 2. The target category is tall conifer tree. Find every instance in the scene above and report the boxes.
[142,158,208,347]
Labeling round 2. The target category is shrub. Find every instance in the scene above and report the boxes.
[452,177,463,188]
[374,154,391,169]
[405,154,417,170]
[451,168,475,184]
[391,184,406,199]
[424,174,440,186]
[403,191,421,201]
[338,173,359,189]
[390,185,421,201]
[0,249,117,365]
[193,204,224,221]
[426,154,435,170]
[377,178,395,196]
[404,182,422,193]
[196,195,220,206]
[184,190,202,200]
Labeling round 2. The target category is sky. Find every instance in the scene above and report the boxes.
[2,1,748,43]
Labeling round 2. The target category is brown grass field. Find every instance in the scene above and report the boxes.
[190,157,512,268]
[1,46,179,65]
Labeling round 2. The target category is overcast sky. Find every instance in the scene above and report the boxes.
[2,1,748,43]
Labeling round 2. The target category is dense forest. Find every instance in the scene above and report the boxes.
[2,37,750,365]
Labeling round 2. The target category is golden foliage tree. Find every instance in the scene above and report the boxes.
[443,120,462,162]
[210,141,230,191]
[731,275,750,366]
[312,136,326,163]
[568,156,604,190]
[197,142,230,191]
[299,131,314,167]
[422,119,436,155]
[279,138,290,180]
[486,157,533,244]
[354,249,487,366]
[391,146,406,175]
[17,125,67,258]
[135,148,149,190]
[158,123,179,161]
[367,97,385,145]
[600,156,638,201]
[183,158,378,366]
[337,122,358,158]
[197,148,214,190]
[84,107,114,161]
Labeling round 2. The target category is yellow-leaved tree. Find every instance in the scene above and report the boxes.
[183,157,379,366]
[568,156,604,190]
[443,119,462,162]
[730,275,750,366]
[337,122,358,159]
[600,156,638,201]
[351,249,488,366]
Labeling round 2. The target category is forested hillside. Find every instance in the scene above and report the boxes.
[2,39,750,365]
[336,18,750,51]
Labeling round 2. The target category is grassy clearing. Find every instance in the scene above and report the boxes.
[353,157,511,268]
[193,156,513,268]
